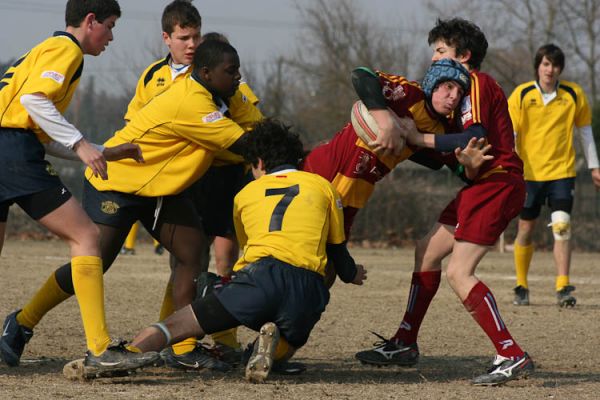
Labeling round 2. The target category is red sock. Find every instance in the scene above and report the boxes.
[392,270,441,344]
[463,281,524,359]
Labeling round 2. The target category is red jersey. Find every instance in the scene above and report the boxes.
[303,72,454,236]
[459,70,523,179]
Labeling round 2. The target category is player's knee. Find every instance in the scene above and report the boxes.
[549,211,571,241]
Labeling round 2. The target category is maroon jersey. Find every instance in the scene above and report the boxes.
[459,70,523,179]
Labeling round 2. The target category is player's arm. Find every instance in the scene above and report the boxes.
[20,93,109,179]
[405,121,487,152]
[351,67,405,157]
[326,242,365,285]
[454,137,494,180]
[43,140,143,163]
[577,125,600,187]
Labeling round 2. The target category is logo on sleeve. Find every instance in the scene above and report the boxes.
[336,198,343,209]
[202,111,224,123]
[460,96,473,125]
[382,82,405,101]
[41,71,65,84]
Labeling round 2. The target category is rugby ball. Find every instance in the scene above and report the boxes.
[350,100,379,144]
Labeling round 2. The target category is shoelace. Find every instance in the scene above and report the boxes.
[369,331,394,347]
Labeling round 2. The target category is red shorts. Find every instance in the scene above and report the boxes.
[438,172,525,246]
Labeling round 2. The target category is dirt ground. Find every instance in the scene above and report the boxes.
[1,240,599,399]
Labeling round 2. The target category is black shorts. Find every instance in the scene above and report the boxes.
[187,164,252,237]
[0,129,72,220]
[82,180,202,235]
[193,257,329,348]
[521,178,575,220]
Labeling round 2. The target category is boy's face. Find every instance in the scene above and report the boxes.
[431,80,464,115]
[431,40,471,71]
[164,25,201,65]
[537,56,561,87]
[84,14,118,56]
[202,52,241,98]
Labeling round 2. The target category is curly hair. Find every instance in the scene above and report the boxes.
[243,119,305,172]
[428,18,488,70]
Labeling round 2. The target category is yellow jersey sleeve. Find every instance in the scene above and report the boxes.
[507,88,521,133]
[232,170,345,276]
[0,34,83,141]
[239,82,260,105]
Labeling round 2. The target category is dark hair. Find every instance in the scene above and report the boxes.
[428,18,488,70]
[243,119,304,171]
[162,0,201,35]
[65,0,121,26]
[193,40,237,70]
[534,44,564,78]
[202,32,229,44]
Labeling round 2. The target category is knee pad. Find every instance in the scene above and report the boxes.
[548,211,571,241]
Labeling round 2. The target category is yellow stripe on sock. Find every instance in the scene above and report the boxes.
[71,256,110,356]
[514,243,533,289]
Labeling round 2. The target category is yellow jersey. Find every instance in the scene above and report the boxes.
[123,56,263,166]
[86,76,245,196]
[0,32,83,143]
[508,80,592,181]
[233,169,345,276]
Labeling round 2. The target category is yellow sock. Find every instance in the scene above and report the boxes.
[274,337,291,361]
[124,223,139,249]
[17,273,71,330]
[159,281,175,320]
[556,275,570,292]
[514,243,533,288]
[126,344,142,353]
[211,328,240,349]
[172,337,197,355]
[153,239,160,247]
[71,256,110,356]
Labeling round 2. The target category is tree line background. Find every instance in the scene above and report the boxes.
[3,0,600,250]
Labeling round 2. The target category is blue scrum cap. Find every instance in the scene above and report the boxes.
[422,58,470,99]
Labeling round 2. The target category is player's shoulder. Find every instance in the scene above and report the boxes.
[139,56,170,87]
[558,80,586,96]
[42,33,83,58]
[509,80,537,100]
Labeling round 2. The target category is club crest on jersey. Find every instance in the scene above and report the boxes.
[382,82,405,101]
[45,164,58,176]
[101,201,120,215]
[41,70,65,84]
[203,111,224,123]
[354,151,373,175]
[157,77,166,87]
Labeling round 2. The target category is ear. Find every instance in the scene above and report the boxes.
[197,66,211,81]
[83,12,96,31]
[457,50,472,67]
[162,31,170,45]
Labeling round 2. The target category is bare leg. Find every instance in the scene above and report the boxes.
[131,305,204,352]
[213,234,238,277]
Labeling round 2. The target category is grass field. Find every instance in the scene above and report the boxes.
[1,239,599,399]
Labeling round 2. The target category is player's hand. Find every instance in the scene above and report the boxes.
[591,168,600,189]
[103,143,144,163]
[74,138,108,180]
[455,137,493,170]
[351,264,367,286]
[368,109,406,158]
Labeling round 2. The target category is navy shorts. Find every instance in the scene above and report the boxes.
[82,180,202,235]
[187,164,252,237]
[204,257,330,348]
[0,129,71,220]
[521,178,575,220]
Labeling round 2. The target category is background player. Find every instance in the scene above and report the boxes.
[508,43,600,307]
